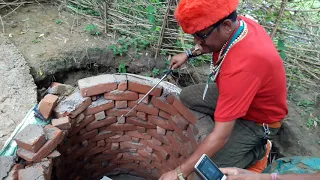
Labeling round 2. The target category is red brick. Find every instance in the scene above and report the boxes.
[115,101,128,109]
[125,130,151,140]
[82,140,89,147]
[118,81,128,91]
[168,116,189,142]
[132,137,140,143]
[112,159,134,165]
[165,94,176,104]
[151,137,162,146]
[75,113,85,123]
[148,115,174,130]
[91,96,97,101]
[18,167,46,180]
[147,129,170,145]
[86,146,109,157]
[163,144,179,159]
[136,111,147,120]
[15,124,46,153]
[117,116,126,124]
[127,117,156,129]
[71,129,98,145]
[106,108,136,117]
[151,96,179,116]
[120,141,145,150]
[137,149,153,159]
[52,117,71,130]
[166,132,181,153]
[105,124,137,131]
[54,91,92,118]
[127,81,162,97]
[89,131,116,143]
[172,114,189,130]
[85,117,117,131]
[128,101,159,115]
[70,115,95,136]
[159,110,170,120]
[47,150,61,158]
[39,94,58,119]
[78,74,118,97]
[173,98,197,124]
[94,111,106,121]
[123,153,150,162]
[105,135,131,143]
[137,127,146,133]
[97,140,106,147]
[154,149,169,160]
[145,139,165,153]
[17,125,64,162]
[104,90,139,101]
[138,94,150,104]
[157,126,166,135]
[111,143,119,150]
[187,125,198,150]
[79,129,86,135]
[117,131,125,135]
[84,98,114,115]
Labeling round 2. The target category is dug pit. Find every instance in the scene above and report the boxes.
[3,73,213,180]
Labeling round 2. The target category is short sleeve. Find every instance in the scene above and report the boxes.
[214,71,261,122]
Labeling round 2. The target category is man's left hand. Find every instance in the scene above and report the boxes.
[159,170,179,180]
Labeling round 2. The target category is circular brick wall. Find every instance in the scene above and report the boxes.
[11,74,214,180]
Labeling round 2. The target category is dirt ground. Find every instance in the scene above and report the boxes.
[0,1,320,169]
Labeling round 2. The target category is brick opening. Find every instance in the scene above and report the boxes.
[7,73,213,180]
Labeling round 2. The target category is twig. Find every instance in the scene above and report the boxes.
[155,0,170,59]
[3,3,22,18]
[271,0,287,39]
[0,15,4,34]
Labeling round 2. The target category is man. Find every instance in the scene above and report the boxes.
[159,0,288,179]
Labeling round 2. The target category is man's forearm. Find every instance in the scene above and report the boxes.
[180,132,229,177]
[277,173,320,180]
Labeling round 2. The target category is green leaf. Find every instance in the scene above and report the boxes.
[277,39,286,51]
[150,25,157,32]
[148,15,156,25]
[280,51,286,60]
[146,5,156,14]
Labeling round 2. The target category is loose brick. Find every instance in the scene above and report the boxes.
[157,126,166,135]
[15,124,46,153]
[105,135,131,143]
[115,101,128,109]
[118,81,128,91]
[18,167,46,180]
[127,117,156,129]
[159,110,170,120]
[172,114,189,130]
[120,141,145,150]
[75,113,85,124]
[147,129,170,145]
[132,137,140,143]
[111,143,119,150]
[89,131,116,143]
[106,108,136,117]
[105,124,137,131]
[104,90,139,101]
[168,116,189,142]
[138,94,150,104]
[115,117,125,124]
[52,117,71,130]
[125,131,151,140]
[54,91,92,118]
[84,97,114,115]
[97,140,106,147]
[151,96,179,116]
[151,137,162,146]
[137,127,146,133]
[127,79,162,97]
[29,158,53,179]
[17,125,64,162]
[128,101,159,116]
[5,163,24,180]
[165,94,176,104]
[173,98,197,124]
[136,111,147,120]
[38,94,59,119]
[47,150,61,158]
[148,115,174,130]
[78,74,118,97]
[85,117,117,131]
[95,111,106,121]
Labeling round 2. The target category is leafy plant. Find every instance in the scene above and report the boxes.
[32,39,41,43]
[55,19,63,25]
[152,68,160,76]
[118,62,127,73]
[277,39,287,60]
[85,24,101,36]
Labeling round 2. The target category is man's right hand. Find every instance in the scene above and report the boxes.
[169,52,188,70]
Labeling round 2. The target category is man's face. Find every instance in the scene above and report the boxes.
[193,20,234,53]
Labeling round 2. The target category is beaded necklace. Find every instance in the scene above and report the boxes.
[202,19,248,100]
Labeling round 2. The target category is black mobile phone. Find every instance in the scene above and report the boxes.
[194,154,226,180]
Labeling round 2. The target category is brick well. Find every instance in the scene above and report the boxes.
[4,74,213,180]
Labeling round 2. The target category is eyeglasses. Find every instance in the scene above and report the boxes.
[193,21,222,40]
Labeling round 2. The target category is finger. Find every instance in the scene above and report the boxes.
[171,63,179,70]
[169,60,175,69]
[219,168,239,176]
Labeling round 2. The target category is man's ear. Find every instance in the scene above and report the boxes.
[221,19,233,34]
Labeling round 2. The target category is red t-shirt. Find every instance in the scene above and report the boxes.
[213,16,288,124]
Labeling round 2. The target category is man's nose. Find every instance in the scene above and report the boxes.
[194,37,203,45]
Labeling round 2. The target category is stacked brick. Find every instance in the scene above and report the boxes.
[4,74,211,180]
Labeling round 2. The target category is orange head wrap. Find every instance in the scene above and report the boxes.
[175,0,240,34]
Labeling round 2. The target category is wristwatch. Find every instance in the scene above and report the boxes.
[176,166,186,180]
[185,44,202,59]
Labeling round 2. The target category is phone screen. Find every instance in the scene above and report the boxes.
[196,155,225,180]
